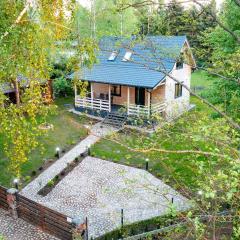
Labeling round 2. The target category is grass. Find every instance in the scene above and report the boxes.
[191,70,219,94]
[91,96,217,192]
[0,97,92,187]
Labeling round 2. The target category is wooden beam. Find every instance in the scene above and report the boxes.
[148,90,151,118]
[127,86,130,115]
[91,82,94,109]
[74,84,77,106]
[109,84,111,112]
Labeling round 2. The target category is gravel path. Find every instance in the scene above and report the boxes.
[0,208,58,240]
[22,157,191,239]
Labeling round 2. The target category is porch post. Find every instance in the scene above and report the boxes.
[127,86,130,115]
[147,90,151,118]
[109,84,111,112]
[90,82,94,109]
[74,84,77,103]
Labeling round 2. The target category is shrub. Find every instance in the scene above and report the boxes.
[24,176,32,183]
[0,235,5,240]
[47,180,55,187]
[53,77,73,97]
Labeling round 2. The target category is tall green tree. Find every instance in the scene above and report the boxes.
[0,0,75,176]
[72,0,139,38]
[201,0,240,121]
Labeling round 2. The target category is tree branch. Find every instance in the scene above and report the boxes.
[129,51,240,131]
[0,2,30,42]
[104,135,232,159]
[233,0,240,7]
[196,66,240,85]
[192,0,240,44]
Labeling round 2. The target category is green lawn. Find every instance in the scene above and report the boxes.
[91,97,216,192]
[191,70,218,94]
[0,97,92,187]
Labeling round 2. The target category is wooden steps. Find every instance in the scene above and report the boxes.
[102,112,127,128]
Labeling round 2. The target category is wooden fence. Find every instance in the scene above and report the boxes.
[0,185,8,210]
[0,185,73,240]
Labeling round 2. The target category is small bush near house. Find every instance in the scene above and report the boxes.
[53,77,73,97]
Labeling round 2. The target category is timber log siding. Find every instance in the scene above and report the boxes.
[0,185,73,240]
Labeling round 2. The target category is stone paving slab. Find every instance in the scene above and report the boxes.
[0,208,58,240]
[22,157,191,239]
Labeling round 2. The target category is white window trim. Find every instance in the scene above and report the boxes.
[122,51,132,62]
[108,51,118,61]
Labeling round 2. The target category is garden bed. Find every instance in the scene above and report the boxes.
[38,153,87,196]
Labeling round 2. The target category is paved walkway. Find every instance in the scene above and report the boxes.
[21,122,118,199]
[22,157,191,239]
[0,208,58,240]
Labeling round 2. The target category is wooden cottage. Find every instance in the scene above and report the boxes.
[71,36,195,123]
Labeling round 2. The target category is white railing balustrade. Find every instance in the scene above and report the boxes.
[75,96,110,111]
[128,104,149,116]
[151,102,166,115]
[75,96,166,117]
[128,101,166,117]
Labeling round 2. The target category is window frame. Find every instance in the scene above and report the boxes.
[176,61,183,70]
[108,51,118,61]
[111,85,121,97]
[174,83,183,98]
[122,51,132,62]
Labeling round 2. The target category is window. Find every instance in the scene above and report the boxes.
[111,85,121,96]
[176,61,183,69]
[108,51,118,61]
[175,83,182,98]
[176,53,184,69]
[122,51,132,62]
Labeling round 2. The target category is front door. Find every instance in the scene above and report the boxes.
[135,87,145,105]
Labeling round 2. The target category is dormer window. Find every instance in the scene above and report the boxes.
[176,53,184,69]
[122,51,132,62]
[108,51,118,61]
[176,61,183,69]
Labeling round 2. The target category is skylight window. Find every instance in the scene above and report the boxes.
[108,51,118,61]
[122,51,132,62]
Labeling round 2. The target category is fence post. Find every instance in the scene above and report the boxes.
[86,217,89,240]
[121,209,124,227]
[71,217,88,240]
[6,188,18,219]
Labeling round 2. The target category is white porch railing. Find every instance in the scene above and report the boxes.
[75,96,110,111]
[75,96,166,117]
[128,104,149,116]
[151,102,166,115]
[128,101,166,117]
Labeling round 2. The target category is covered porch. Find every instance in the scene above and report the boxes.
[75,82,166,118]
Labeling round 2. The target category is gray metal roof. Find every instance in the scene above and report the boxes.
[70,36,188,88]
